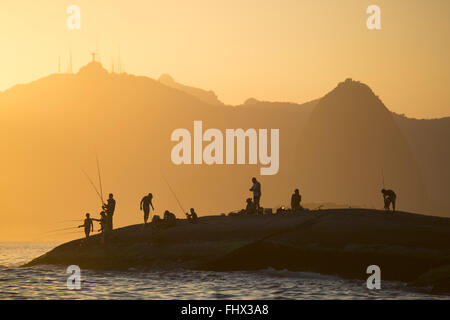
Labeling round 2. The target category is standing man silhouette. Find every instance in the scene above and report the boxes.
[78,213,94,239]
[381,189,397,212]
[103,193,116,231]
[140,193,154,225]
[250,177,262,212]
[291,189,302,212]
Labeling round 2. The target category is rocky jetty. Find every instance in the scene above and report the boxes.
[24,209,450,294]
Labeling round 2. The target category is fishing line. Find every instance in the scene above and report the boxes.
[39,226,79,235]
[33,230,84,241]
[54,219,83,223]
[162,174,186,216]
[31,227,81,241]
[41,230,83,236]
[96,155,105,205]
[82,168,103,204]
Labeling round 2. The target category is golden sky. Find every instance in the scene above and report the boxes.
[0,0,450,242]
[0,0,449,117]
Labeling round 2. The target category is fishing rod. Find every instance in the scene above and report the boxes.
[32,230,83,242]
[81,168,103,205]
[162,175,186,216]
[39,226,79,235]
[41,229,83,236]
[54,219,83,223]
[381,168,385,189]
[96,155,105,205]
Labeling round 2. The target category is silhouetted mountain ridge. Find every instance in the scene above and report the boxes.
[0,62,314,239]
[158,73,224,107]
[296,78,430,213]
[0,66,448,240]
[393,113,450,210]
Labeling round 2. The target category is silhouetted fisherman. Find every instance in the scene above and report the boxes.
[186,208,199,223]
[150,214,163,231]
[152,214,161,223]
[245,198,256,214]
[291,189,302,212]
[249,177,261,212]
[381,189,397,212]
[78,213,94,239]
[140,193,154,225]
[163,210,177,227]
[93,211,108,233]
[103,193,116,231]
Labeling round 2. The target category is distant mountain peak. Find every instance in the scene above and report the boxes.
[77,61,109,77]
[316,78,385,116]
[244,98,260,105]
[333,78,375,96]
[297,77,430,213]
[158,73,175,84]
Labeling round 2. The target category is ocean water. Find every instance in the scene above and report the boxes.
[0,242,448,300]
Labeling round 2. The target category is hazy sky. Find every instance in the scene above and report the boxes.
[1,0,449,118]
